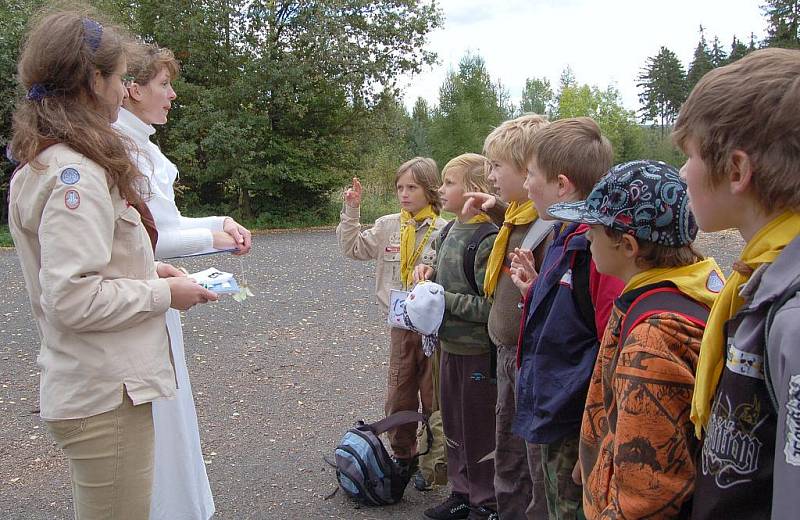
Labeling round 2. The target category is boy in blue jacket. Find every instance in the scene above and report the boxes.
[509,117,624,519]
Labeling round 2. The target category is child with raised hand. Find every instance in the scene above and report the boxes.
[546,161,724,519]
[462,114,551,519]
[336,158,447,481]
[672,48,800,520]
[509,117,623,520]
[414,153,499,520]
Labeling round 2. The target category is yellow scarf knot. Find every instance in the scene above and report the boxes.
[483,200,538,299]
[400,205,439,289]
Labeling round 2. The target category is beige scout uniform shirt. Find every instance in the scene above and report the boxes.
[336,204,446,312]
[9,144,175,420]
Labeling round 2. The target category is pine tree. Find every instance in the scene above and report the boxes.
[710,36,728,66]
[749,32,759,51]
[428,53,507,167]
[763,0,800,48]
[727,36,750,63]
[687,25,714,89]
[637,46,687,135]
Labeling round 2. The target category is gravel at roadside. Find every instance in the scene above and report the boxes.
[0,228,743,519]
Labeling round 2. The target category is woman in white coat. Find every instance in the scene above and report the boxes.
[115,44,252,520]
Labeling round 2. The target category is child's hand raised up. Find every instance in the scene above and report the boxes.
[344,177,363,208]
[413,264,434,284]
[462,192,496,220]
[509,247,538,296]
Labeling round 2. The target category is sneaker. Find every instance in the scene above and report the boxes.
[467,505,498,520]
[423,493,470,520]
[413,469,433,491]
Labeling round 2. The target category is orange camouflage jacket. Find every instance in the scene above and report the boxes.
[579,293,703,519]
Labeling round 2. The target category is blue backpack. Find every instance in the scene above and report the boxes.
[334,411,432,506]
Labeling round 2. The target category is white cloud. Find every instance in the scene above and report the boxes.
[399,0,765,113]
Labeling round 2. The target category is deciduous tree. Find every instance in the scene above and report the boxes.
[520,77,553,116]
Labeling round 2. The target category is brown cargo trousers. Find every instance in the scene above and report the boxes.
[386,327,435,460]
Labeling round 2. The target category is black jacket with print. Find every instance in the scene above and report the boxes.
[692,235,800,520]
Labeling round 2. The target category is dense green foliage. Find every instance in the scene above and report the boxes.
[763,0,800,48]
[1,0,443,227]
[0,2,792,228]
[427,53,511,169]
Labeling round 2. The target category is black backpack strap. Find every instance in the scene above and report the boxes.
[438,220,455,247]
[463,222,499,294]
[367,411,433,457]
[764,276,800,411]
[571,250,596,334]
[619,287,710,347]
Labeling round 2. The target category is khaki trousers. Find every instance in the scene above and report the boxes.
[419,344,448,485]
[45,392,155,520]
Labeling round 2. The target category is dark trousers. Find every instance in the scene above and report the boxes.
[386,328,434,459]
[440,349,497,508]
[495,345,548,519]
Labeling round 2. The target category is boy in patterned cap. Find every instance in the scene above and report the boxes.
[547,160,725,518]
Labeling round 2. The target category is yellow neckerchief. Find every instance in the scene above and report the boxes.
[691,211,800,438]
[622,258,725,311]
[483,200,538,299]
[464,214,492,225]
[400,205,439,289]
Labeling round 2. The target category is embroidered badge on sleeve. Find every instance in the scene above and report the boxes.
[706,270,725,293]
[64,189,80,210]
[785,375,800,466]
[59,167,80,185]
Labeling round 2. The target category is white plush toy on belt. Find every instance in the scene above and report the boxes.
[403,281,445,356]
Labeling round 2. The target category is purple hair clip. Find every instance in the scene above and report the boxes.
[82,18,103,53]
[26,83,49,101]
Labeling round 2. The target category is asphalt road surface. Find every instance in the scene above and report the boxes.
[0,229,743,519]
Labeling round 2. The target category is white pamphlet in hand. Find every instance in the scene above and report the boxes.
[189,267,240,295]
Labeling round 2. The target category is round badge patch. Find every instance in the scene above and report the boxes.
[60,168,80,185]
[64,189,80,210]
[706,270,725,293]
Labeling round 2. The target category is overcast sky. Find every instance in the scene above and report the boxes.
[398,0,766,113]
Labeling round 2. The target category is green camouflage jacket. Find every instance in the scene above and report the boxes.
[431,220,496,355]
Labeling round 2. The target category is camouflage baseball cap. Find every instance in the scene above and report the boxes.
[547,160,698,247]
